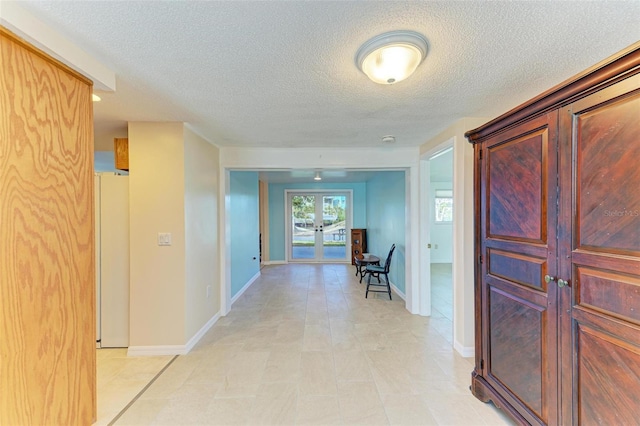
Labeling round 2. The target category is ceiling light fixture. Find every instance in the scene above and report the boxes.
[356,30,428,85]
[92,94,101,102]
[314,171,322,181]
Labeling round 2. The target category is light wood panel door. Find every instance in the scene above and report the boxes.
[0,28,96,425]
[478,113,560,425]
[559,73,640,425]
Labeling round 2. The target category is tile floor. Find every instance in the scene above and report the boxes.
[96,263,513,425]
[430,263,454,324]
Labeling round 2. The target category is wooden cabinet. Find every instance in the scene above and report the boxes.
[351,228,367,265]
[114,137,129,171]
[466,43,640,425]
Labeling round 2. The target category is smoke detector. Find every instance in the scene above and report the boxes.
[382,136,396,144]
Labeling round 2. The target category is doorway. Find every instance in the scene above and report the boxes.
[286,190,351,262]
[428,148,454,323]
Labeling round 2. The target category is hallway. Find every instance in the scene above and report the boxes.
[101,263,511,425]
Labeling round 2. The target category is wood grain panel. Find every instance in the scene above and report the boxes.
[489,288,544,419]
[577,94,640,255]
[577,325,640,425]
[488,248,546,290]
[558,72,640,426]
[577,266,640,324]
[114,137,129,171]
[488,130,546,242]
[0,29,95,425]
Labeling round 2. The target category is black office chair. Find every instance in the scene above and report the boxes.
[365,244,395,300]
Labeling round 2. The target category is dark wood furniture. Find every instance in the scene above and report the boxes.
[354,255,380,283]
[365,244,396,300]
[466,42,640,425]
[350,228,367,265]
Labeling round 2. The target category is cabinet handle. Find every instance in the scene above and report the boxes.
[558,279,569,288]
[544,275,556,283]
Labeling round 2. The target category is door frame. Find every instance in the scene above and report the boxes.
[419,139,454,320]
[285,189,353,263]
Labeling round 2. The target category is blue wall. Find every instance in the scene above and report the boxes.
[230,171,260,297]
[268,182,367,261]
[365,171,406,294]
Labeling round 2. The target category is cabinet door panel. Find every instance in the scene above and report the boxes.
[488,248,547,291]
[576,94,640,255]
[480,112,559,425]
[488,131,546,243]
[559,73,640,425]
[577,325,640,426]
[489,288,544,417]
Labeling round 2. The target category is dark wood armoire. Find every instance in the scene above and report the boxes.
[465,42,640,425]
[351,228,367,265]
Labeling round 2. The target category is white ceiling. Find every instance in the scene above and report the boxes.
[10,1,640,154]
[258,169,383,184]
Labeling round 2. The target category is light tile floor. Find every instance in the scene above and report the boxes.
[431,263,453,324]
[95,348,174,425]
[97,263,513,425]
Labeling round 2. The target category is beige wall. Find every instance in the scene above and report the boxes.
[128,122,221,350]
[420,117,488,354]
[184,127,220,339]
[129,122,187,346]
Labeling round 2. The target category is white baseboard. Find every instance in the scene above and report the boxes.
[231,271,261,305]
[454,340,475,358]
[390,282,406,300]
[127,311,221,357]
[184,311,221,352]
[262,260,286,265]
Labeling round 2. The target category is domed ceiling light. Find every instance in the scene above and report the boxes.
[356,30,428,85]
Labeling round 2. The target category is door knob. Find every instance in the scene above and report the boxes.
[544,275,556,283]
[557,279,569,288]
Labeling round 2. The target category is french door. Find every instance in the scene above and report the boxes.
[286,191,351,262]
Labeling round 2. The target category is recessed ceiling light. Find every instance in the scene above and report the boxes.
[382,135,396,144]
[356,30,428,85]
[92,94,101,102]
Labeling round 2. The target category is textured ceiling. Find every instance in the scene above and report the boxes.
[11,1,640,150]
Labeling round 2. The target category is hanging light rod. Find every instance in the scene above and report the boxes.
[356,30,428,85]
[314,171,322,181]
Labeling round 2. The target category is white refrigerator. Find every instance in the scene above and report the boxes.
[95,173,130,348]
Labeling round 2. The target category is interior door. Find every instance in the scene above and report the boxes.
[559,74,640,425]
[288,192,349,262]
[480,112,559,425]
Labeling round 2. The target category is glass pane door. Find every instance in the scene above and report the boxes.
[288,192,349,262]
[321,194,346,260]
[290,194,318,260]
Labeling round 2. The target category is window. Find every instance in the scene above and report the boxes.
[435,189,453,222]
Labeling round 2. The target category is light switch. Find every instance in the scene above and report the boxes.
[158,232,172,246]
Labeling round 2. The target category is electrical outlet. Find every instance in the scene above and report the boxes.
[158,232,172,246]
